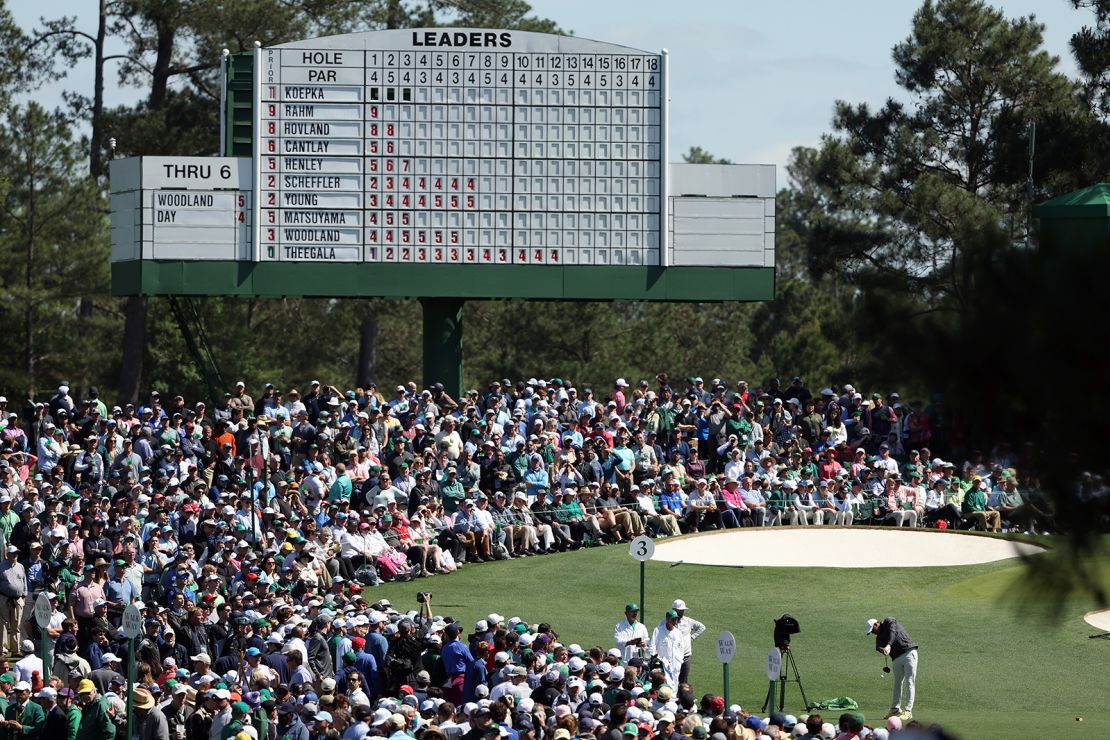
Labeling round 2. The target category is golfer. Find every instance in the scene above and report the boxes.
[867,617,918,722]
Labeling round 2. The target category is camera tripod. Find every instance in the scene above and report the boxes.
[762,646,811,713]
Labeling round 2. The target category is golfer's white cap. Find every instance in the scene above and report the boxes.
[671,599,687,611]
[865,618,879,635]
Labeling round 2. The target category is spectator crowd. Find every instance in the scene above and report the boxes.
[0,373,1025,739]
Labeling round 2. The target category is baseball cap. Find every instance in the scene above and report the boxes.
[865,618,879,635]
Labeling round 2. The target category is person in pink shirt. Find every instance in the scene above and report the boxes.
[818,448,844,480]
[719,479,751,519]
[612,379,629,413]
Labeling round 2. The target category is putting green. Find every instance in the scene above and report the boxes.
[367,532,1110,737]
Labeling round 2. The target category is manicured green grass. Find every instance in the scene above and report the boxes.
[367,531,1110,737]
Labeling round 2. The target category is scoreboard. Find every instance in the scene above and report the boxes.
[110,27,778,306]
[253,29,668,266]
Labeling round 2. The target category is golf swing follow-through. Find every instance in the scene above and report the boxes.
[867,616,919,722]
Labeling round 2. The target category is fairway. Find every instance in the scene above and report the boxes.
[368,531,1110,737]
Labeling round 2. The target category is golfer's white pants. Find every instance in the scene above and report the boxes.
[834,509,854,526]
[892,649,917,712]
[765,510,782,526]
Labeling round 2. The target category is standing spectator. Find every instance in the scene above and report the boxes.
[2,680,44,739]
[649,610,689,687]
[0,545,28,656]
[668,599,705,685]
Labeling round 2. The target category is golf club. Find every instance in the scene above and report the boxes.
[882,655,891,677]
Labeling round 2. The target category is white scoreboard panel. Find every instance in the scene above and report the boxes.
[254,30,667,265]
[110,157,252,262]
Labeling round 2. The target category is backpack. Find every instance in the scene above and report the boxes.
[354,564,379,587]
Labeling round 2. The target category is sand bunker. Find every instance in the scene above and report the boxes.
[1083,609,1110,632]
[651,527,1045,568]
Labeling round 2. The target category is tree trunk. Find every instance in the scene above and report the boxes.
[89,0,107,178]
[149,21,175,109]
[118,296,147,405]
[24,141,36,398]
[117,19,177,409]
[356,313,379,388]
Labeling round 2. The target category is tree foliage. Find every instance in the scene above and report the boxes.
[802,0,1081,314]
[0,103,112,396]
[1072,0,1110,119]
[682,146,731,165]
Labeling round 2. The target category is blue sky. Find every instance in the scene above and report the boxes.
[11,0,1090,186]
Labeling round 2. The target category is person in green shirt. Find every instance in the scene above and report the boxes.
[554,490,589,545]
[961,479,1001,531]
[440,468,466,514]
[328,465,353,503]
[0,500,18,548]
[766,483,793,526]
[507,444,529,483]
[611,434,636,492]
[56,689,79,740]
[943,477,965,509]
[220,702,251,740]
[994,473,1038,531]
[1,681,45,740]
[74,681,114,740]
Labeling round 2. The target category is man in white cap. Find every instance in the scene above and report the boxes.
[0,544,27,656]
[866,617,919,722]
[13,640,42,683]
[667,599,705,684]
[2,680,44,736]
[35,686,66,739]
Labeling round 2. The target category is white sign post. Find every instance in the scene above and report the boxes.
[629,535,655,563]
[33,592,52,691]
[629,535,654,627]
[717,631,736,663]
[33,593,52,630]
[717,630,736,707]
[122,603,144,639]
[766,647,782,681]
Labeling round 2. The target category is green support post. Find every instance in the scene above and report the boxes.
[421,297,464,399]
[39,631,48,692]
[723,663,730,709]
[127,635,136,740]
[639,561,645,629]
